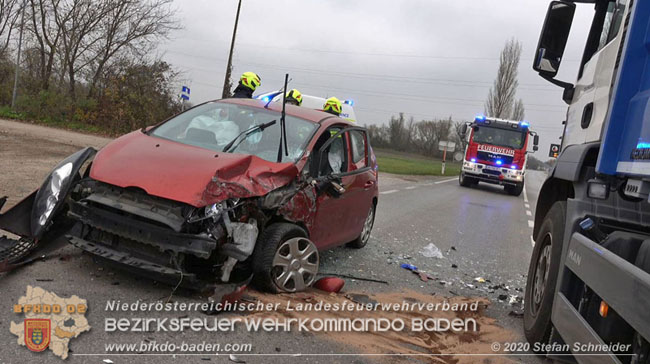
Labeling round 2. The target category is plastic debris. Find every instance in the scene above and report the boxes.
[451,264,458,268]
[400,263,418,271]
[509,310,524,318]
[229,354,246,363]
[474,277,486,283]
[313,277,345,293]
[419,243,444,259]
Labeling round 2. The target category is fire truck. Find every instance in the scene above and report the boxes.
[458,116,539,196]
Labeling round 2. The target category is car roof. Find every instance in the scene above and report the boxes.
[220,98,356,128]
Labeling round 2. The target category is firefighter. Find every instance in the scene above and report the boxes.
[231,72,261,98]
[285,89,303,106]
[323,97,342,116]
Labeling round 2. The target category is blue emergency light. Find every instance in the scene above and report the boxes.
[520,121,530,128]
[496,160,503,166]
[344,100,354,106]
[471,158,477,163]
[637,142,650,149]
[262,96,270,103]
[475,115,486,122]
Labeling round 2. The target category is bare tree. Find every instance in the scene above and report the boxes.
[388,112,406,150]
[87,0,179,97]
[27,0,63,90]
[453,121,469,151]
[512,99,525,121]
[485,38,525,119]
[0,0,20,55]
[53,0,108,98]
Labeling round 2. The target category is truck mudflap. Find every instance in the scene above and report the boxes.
[551,232,650,363]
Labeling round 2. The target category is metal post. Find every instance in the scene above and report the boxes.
[442,146,447,175]
[221,0,242,99]
[11,1,26,109]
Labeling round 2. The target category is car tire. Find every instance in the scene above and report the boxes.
[348,203,376,249]
[524,201,566,352]
[506,182,524,196]
[459,172,473,187]
[251,223,317,293]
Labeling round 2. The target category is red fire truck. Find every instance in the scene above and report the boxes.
[458,115,539,196]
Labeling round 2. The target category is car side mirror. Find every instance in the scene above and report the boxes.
[533,1,575,78]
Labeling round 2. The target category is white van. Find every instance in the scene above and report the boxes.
[256,91,357,123]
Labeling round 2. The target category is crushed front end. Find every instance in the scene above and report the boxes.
[65,179,264,288]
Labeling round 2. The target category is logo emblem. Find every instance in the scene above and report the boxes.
[25,319,50,352]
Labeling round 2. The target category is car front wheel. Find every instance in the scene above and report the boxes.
[251,223,319,293]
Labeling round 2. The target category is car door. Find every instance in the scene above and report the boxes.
[343,129,375,240]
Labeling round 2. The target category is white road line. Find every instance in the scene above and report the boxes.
[526,210,532,216]
[525,203,530,209]
[528,220,534,228]
[530,236,535,247]
[405,186,416,190]
[380,189,399,195]
[523,184,529,203]
[422,183,434,186]
[434,177,457,184]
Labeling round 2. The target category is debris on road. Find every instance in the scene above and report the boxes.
[400,263,418,271]
[509,309,524,318]
[313,277,345,293]
[451,263,458,268]
[419,243,444,259]
[345,293,378,307]
[474,277,486,283]
[229,354,246,363]
[318,272,388,285]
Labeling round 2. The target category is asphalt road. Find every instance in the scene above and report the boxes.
[0,121,551,364]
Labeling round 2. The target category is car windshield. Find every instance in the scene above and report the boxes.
[472,126,526,149]
[150,102,318,163]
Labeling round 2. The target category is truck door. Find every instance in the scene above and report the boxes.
[566,0,628,147]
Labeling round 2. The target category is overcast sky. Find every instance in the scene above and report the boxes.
[158,0,595,160]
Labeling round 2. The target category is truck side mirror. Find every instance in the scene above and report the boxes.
[533,1,576,78]
[533,134,539,152]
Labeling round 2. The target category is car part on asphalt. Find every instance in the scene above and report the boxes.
[313,277,345,293]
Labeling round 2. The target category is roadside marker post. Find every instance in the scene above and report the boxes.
[438,141,456,175]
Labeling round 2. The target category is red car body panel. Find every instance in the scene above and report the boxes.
[90,131,299,207]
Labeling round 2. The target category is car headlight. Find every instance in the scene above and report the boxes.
[31,147,96,237]
[37,163,73,226]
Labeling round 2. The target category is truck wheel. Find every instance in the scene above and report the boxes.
[251,223,319,293]
[506,182,524,196]
[348,203,375,249]
[524,201,565,351]
[459,172,472,187]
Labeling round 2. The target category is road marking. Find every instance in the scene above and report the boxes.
[530,236,535,247]
[405,186,416,190]
[523,184,529,203]
[525,203,530,209]
[526,210,532,216]
[434,178,457,184]
[381,189,399,195]
[422,183,434,186]
[528,220,534,228]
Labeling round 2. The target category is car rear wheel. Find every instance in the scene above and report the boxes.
[251,223,319,293]
[524,201,565,352]
[348,204,376,249]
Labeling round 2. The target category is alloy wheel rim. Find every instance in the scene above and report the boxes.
[360,207,375,244]
[271,237,319,292]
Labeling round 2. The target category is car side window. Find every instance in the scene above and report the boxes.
[350,130,367,166]
[312,126,349,176]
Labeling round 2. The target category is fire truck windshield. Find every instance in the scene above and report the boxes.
[472,126,526,149]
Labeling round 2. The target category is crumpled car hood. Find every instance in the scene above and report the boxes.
[90,131,299,207]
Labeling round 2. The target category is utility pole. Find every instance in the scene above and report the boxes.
[11,1,26,109]
[221,0,242,99]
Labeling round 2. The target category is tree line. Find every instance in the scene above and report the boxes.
[0,0,181,134]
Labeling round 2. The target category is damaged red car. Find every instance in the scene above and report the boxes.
[0,98,379,293]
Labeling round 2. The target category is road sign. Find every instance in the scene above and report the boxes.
[454,152,463,162]
[549,144,561,158]
[181,86,191,101]
[438,141,456,152]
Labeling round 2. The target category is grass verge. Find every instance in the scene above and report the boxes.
[375,148,461,176]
